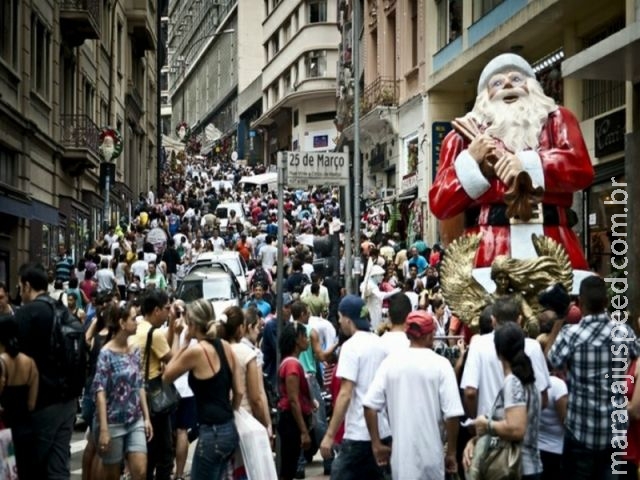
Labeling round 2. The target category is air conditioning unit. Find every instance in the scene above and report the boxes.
[380,188,396,201]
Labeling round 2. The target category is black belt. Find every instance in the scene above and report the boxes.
[464,205,578,228]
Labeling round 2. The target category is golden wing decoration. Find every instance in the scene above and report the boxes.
[440,233,490,331]
[531,234,574,293]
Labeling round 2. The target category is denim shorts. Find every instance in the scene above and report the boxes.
[95,419,147,465]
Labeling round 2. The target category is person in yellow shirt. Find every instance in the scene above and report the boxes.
[130,289,174,480]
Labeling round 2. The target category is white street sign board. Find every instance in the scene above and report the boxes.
[282,151,349,186]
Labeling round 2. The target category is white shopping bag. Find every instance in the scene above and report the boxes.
[234,408,277,480]
[0,429,17,480]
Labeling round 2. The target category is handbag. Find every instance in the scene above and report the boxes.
[234,408,278,480]
[468,388,527,480]
[144,327,180,416]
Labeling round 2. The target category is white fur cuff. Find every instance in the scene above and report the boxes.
[517,150,545,190]
[454,150,491,200]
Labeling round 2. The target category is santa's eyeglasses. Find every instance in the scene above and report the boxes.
[488,73,526,89]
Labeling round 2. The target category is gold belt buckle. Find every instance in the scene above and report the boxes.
[510,203,544,225]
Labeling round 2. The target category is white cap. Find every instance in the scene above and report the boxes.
[477,53,535,94]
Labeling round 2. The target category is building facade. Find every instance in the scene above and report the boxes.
[253,0,341,164]
[0,0,158,292]
[336,0,638,273]
[168,0,263,162]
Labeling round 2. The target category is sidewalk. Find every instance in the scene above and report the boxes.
[305,453,330,479]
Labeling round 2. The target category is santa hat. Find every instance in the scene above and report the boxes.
[477,53,535,94]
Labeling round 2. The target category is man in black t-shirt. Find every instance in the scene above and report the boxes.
[16,263,78,479]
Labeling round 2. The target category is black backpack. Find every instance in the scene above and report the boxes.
[36,296,87,401]
[251,266,269,289]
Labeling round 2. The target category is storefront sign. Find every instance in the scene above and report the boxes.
[432,122,453,181]
[401,173,418,193]
[594,109,625,158]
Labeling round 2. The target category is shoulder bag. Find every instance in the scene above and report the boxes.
[144,327,180,416]
[469,387,528,480]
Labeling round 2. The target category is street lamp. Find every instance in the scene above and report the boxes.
[98,128,123,231]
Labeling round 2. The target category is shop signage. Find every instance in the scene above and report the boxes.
[594,109,625,158]
[401,172,418,192]
[432,122,453,181]
[282,151,349,186]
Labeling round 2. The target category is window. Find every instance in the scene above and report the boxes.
[306,111,336,123]
[100,100,108,126]
[308,0,327,23]
[117,22,123,72]
[582,80,625,118]
[437,0,461,49]
[31,14,51,98]
[102,0,110,48]
[283,71,291,93]
[0,147,18,187]
[293,110,299,127]
[473,0,505,22]
[272,34,279,56]
[282,19,291,44]
[410,0,418,67]
[160,71,168,91]
[0,0,19,68]
[305,50,326,78]
[406,137,419,174]
[84,80,95,119]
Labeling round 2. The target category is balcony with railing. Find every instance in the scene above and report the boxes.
[361,77,399,115]
[60,0,100,46]
[60,114,101,177]
[126,0,156,53]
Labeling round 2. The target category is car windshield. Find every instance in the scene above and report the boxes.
[178,278,236,303]
[221,259,242,276]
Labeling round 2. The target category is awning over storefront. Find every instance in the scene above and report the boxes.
[32,200,59,225]
[562,22,640,82]
[397,186,418,202]
[0,196,32,220]
[0,195,59,225]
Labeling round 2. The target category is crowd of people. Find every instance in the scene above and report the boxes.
[0,148,637,480]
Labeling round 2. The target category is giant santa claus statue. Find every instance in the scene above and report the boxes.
[429,53,594,291]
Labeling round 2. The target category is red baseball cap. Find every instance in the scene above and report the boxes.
[405,311,436,338]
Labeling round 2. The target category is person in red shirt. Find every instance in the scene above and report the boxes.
[277,322,314,480]
[235,234,251,262]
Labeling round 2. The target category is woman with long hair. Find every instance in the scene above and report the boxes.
[219,306,273,479]
[463,323,542,479]
[277,322,313,480]
[163,299,243,480]
[0,314,38,479]
[92,303,153,480]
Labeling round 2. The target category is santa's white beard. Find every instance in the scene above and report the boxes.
[471,83,557,153]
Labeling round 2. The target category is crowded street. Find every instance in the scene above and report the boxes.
[1,0,640,480]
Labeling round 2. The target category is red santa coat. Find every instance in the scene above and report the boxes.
[429,107,593,269]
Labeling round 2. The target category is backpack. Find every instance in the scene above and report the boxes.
[251,266,269,289]
[36,296,87,401]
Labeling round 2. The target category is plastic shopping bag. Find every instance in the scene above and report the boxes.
[234,408,277,480]
[0,429,17,480]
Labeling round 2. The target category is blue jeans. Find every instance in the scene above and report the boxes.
[330,438,391,480]
[191,419,239,480]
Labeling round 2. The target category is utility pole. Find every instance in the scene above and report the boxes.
[352,0,362,292]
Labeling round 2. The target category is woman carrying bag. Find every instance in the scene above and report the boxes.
[162,298,243,480]
[463,323,543,480]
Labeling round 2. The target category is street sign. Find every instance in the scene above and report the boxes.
[281,151,349,186]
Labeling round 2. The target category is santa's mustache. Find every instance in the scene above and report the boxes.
[492,87,527,101]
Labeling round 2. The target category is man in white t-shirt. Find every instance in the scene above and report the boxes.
[131,251,149,287]
[379,292,411,355]
[364,310,464,478]
[460,297,551,418]
[259,235,278,271]
[309,314,337,350]
[319,295,391,479]
[210,229,226,251]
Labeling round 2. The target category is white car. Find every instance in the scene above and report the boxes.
[176,267,241,318]
[194,251,248,294]
[215,202,249,233]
